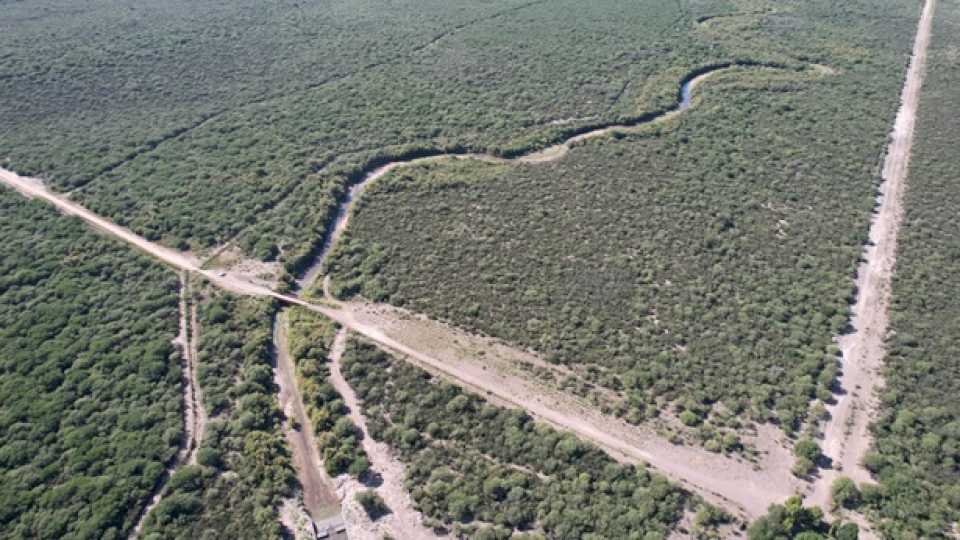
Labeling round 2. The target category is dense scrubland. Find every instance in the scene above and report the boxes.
[0,0,545,185]
[2,0,912,268]
[340,337,712,539]
[142,290,294,539]
[0,192,180,539]
[2,0,697,257]
[327,0,919,436]
[1,0,953,537]
[286,308,369,479]
[856,3,960,536]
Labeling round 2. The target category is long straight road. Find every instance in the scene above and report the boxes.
[811,0,937,511]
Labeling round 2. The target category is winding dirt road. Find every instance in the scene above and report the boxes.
[295,63,799,290]
[327,329,444,540]
[810,0,936,510]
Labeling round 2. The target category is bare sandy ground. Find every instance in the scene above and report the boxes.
[273,311,342,522]
[809,0,936,513]
[327,329,445,540]
[327,301,802,520]
[280,499,317,540]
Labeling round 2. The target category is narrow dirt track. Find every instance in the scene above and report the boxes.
[273,311,342,522]
[295,64,785,289]
[128,275,204,539]
[327,329,444,540]
[810,0,936,510]
[187,299,207,462]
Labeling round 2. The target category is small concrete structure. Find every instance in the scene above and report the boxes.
[313,516,348,540]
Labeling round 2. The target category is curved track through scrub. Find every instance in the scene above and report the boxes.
[327,329,445,540]
[295,61,813,289]
[809,0,937,511]
[0,61,838,523]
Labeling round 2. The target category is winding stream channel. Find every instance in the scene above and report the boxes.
[0,59,843,528]
[296,61,785,290]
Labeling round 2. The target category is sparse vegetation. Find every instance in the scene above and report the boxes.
[0,192,181,539]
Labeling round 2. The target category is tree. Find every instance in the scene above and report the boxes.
[356,490,390,520]
[747,496,826,540]
[830,477,861,510]
[830,522,859,540]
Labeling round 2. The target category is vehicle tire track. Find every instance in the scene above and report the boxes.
[128,273,205,538]
[273,311,343,524]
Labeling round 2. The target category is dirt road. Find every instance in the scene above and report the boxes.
[319,302,802,519]
[273,311,342,522]
[327,329,444,540]
[810,0,936,510]
[0,166,799,519]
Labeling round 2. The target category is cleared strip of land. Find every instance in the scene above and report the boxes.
[810,0,936,509]
[273,311,343,523]
[129,275,206,538]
